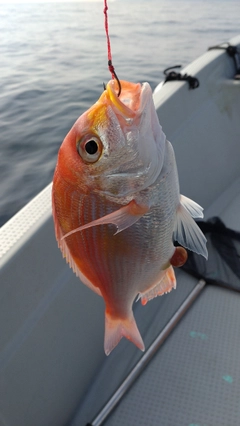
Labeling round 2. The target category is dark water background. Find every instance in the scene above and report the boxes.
[1,0,240,226]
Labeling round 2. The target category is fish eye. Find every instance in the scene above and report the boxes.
[77,135,102,163]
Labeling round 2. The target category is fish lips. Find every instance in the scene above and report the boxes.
[107,80,153,121]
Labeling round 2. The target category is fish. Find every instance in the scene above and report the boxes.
[52,79,208,355]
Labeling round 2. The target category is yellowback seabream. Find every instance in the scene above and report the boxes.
[52,79,208,355]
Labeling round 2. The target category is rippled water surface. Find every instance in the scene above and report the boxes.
[1,0,240,225]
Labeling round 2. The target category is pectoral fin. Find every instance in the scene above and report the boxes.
[174,202,208,259]
[61,200,149,240]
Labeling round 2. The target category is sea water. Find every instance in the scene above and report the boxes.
[0,0,240,226]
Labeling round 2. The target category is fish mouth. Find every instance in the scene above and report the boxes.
[106,79,152,119]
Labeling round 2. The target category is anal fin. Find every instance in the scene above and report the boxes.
[139,265,176,306]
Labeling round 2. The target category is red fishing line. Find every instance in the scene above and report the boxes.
[103,0,114,77]
[103,0,121,95]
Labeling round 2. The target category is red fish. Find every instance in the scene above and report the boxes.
[52,80,207,355]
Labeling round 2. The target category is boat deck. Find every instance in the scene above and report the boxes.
[72,179,240,426]
[103,286,240,426]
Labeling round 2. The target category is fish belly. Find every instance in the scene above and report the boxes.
[53,140,180,354]
[54,139,179,317]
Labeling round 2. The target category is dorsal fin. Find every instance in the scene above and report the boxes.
[174,202,208,259]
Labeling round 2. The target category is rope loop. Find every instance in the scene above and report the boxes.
[208,42,240,79]
[163,65,199,90]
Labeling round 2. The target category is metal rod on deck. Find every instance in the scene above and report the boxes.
[87,279,206,426]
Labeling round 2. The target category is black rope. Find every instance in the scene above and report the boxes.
[208,42,240,80]
[181,217,240,293]
[163,65,199,89]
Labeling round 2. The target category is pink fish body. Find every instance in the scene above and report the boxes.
[52,80,207,355]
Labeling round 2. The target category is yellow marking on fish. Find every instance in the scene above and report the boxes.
[106,82,135,118]
[87,93,109,125]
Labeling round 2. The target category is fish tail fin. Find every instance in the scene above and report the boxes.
[104,311,145,356]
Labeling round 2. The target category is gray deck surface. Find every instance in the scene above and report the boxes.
[71,171,240,426]
[104,286,240,426]
[72,272,199,426]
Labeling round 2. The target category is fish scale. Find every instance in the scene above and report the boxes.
[52,79,207,354]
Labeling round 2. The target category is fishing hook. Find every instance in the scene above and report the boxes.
[108,60,122,97]
[102,62,122,97]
